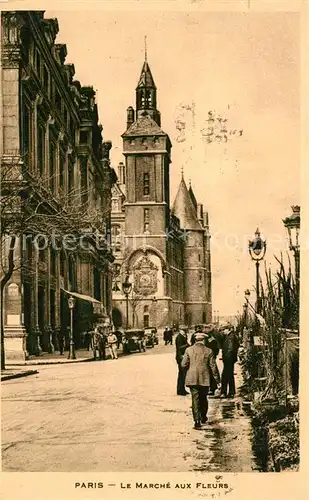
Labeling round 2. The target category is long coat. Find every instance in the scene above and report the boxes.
[222,332,239,362]
[175,333,189,364]
[181,343,220,387]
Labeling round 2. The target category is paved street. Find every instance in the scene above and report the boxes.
[2,344,259,472]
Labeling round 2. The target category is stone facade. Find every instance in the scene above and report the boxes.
[1,11,116,360]
[111,60,212,329]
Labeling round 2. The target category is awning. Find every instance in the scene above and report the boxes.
[62,289,102,305]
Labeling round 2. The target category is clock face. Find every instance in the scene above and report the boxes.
[140,274,151,286]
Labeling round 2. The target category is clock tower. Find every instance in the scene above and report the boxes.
[122,59,172,267]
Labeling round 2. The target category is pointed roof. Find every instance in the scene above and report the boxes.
[122,114,166,137]
[188,181,198,211]
[172,176,202,230]
[137,61,156,89]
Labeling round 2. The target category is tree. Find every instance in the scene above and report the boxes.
[1,157,111,369]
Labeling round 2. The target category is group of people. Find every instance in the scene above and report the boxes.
[83,326,122,360]
[175,324,239,429]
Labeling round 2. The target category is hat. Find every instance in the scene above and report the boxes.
[195,333,206,341]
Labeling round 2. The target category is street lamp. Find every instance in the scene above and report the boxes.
[122,275,132,330]
[283,205,300,291]
[249,228,266,314]
[67,295,76,360]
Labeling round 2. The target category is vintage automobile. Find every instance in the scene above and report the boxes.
[144,327,159,347]
[123,329,146,354]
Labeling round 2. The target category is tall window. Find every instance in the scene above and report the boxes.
[49,141,56,192]
[37,126,45,175]
[68,161,74,195]
[50,248,57,275]
[80,158,88,203]
[144,208,149,233]
[60,250,66,276]
[43,65,49,96]
[143,172,150,195]
[35,50,41,77]
[59,152,65,189]
[111,225,121,251]
[23,106,30,157]
[199,270,203,286]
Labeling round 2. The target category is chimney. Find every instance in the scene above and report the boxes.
[197,203,203,223]
[203,211,209,229]
[127,106,135,129]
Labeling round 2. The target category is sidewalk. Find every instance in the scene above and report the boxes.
[5,346,124,367]
[1,368,38,381]
[5,347,96,367]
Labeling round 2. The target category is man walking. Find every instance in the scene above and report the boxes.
[181,332,221,429]
[175,328,189,395]
[107,331,118,360]
[221,326,239,398]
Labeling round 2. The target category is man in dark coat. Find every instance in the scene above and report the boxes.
[181,332,221,429]
[204,328,220,394]
[163,327,169,345]
[175,328,189,395]
[221,327,239,398]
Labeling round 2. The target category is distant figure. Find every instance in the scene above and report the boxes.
[163,327,169,345]
[175,329,189,396]
[92,326,106,360]
[57,329,65,355]
[107,332,118,360]
[181,332,221,429]
[221,327,239,398]
[167,327,173,345]
[115,330,123,349]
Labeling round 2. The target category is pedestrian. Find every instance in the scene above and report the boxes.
[221,326,239,398]
[57,329,65,355]
[203,327,220,395]
[175,328,189,395]
[115,330,123,349]
[163,327,169,345]
[168,327,173,345]
[181,332,221,429]
[107,331,118,359]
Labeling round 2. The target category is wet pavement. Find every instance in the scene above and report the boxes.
[1,344,259,472]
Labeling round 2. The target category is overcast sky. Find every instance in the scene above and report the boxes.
[47,9,300,316]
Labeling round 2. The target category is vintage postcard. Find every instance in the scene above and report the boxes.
[1,0,308,499]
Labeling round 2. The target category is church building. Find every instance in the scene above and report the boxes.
[110,58,212,329]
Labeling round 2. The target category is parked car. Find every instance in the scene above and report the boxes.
[123,329,146,354]
[144,327,158,347]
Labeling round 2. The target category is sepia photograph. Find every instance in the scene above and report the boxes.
[0,1,306,496]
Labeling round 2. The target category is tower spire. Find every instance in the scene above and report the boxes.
[144,35,147,62]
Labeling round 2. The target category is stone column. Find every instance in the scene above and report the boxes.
[54,250,61,350]
[33,245,42,355]
[3,238,29,362]
[45,248,54,353]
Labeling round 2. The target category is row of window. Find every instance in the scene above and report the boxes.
[23,106,100,206]
[32,48,76,136]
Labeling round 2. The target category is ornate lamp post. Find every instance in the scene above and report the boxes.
[122,275,132,330]
[283,205,300,292]
[249,228,266,314]
[67,295,76,360]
